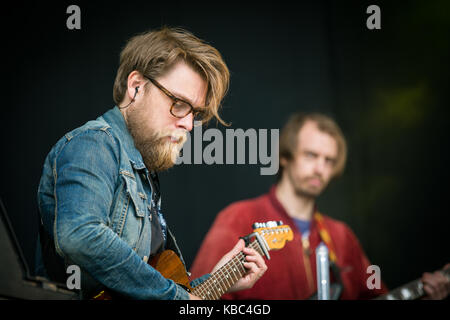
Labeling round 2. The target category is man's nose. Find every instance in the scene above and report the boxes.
[314,158,326,176]
[175,113,194,132]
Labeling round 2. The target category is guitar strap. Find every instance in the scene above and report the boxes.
[307,212,344,300]
[314,212,338,263]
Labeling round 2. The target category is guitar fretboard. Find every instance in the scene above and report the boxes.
[191,240,264,300]
[375,267,450,300]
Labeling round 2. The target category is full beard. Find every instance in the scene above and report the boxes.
[126,104,187,172]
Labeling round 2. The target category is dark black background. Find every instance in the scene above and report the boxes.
[1,0,449,293]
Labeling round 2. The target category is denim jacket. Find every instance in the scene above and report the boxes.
[36,106,209,299]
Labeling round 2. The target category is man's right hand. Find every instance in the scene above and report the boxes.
[189,293,202,300]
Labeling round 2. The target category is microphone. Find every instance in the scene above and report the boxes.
[316,243,330,300]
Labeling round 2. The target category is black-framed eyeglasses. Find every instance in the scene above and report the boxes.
[144,76,207,122]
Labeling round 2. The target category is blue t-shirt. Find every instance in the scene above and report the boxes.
[293,218,311,235]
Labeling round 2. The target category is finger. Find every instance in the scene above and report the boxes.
[242,248,260,259]
[422,273,437,287]
[244,260,266,279]
[433,272,448,298]
[211,239,246,273]
[422,274,437,293]
[222,239,245,261]
[444,274,450,293]
[243,261,259,275]
[436,265,450,294]
[422,274,444,299]
[189,293,202,300]
[244,254,261,263]
[242,246,257,255]
[230,239,245,255]
[242,247,264,261]
[244,254,267,270]
[241,247,267,275]
[423,283,435,299]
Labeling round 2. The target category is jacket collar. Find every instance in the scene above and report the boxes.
[101,106,146,170]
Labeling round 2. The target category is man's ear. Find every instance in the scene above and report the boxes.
[118,71,147,110]
[132,86,140,100]
[126,71,146,101]
[279,156,289,168]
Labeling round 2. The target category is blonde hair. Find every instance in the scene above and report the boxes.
[279,112,347,179]
[113,26,230,125]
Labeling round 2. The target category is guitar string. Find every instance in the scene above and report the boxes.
[195,249,243,299]
[193,240,262,299]
[195,240,262,299]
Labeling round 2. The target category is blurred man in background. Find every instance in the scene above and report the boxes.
[191,112,449,300]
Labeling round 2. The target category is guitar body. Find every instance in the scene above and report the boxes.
[92,223,293,300]
[149,250,192,291]
[93,250,191,299]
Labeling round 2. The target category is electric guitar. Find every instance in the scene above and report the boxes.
[374,266,450,300]
[93,221,293,300]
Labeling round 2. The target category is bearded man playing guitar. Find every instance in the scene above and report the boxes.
[35,27,267,300]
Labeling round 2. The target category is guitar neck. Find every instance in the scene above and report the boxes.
[375,267,450,300]
[376,278,425,300]
[191,240,264,300]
